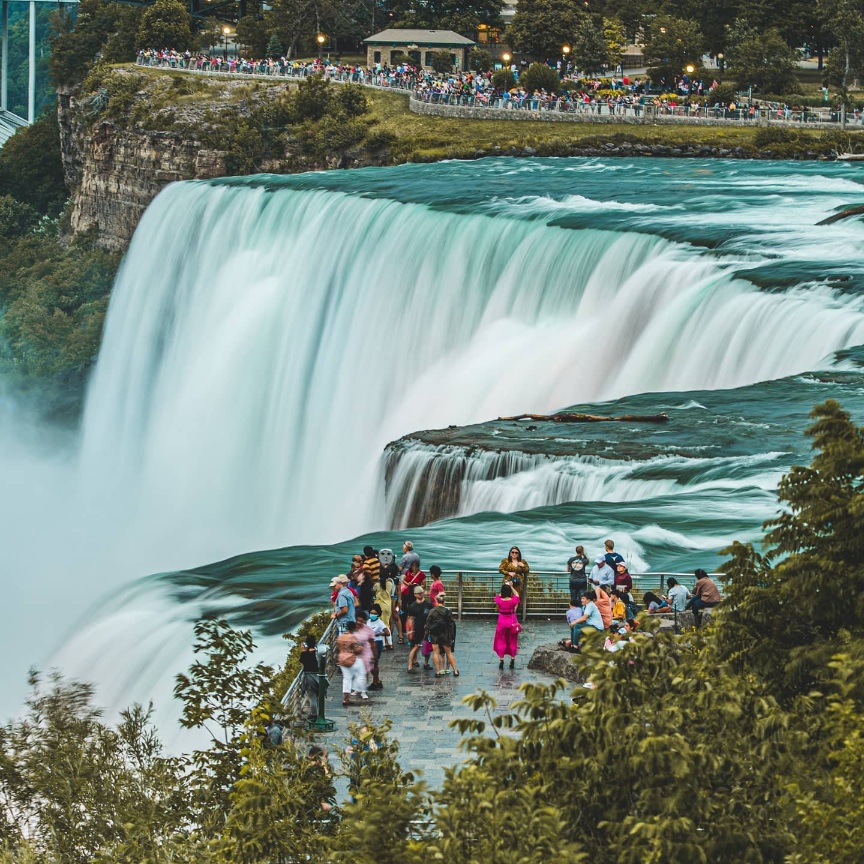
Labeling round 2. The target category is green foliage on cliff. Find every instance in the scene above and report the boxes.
[0,112,67,218]
[50,0,143,88]
[3,405,864,861]
[0,202,119,413]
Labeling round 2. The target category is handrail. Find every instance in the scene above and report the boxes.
[279,618,339,717]
[132,56,858,130]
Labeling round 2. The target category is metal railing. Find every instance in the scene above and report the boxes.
[445,570,721,620]
[279,618,339,718]
[133,56,859,129]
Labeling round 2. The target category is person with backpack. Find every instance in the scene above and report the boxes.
[427,592,459,677]
[336,621,368,706]
[566,544,590,604]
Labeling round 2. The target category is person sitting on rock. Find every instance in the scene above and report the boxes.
[643,591,671,613]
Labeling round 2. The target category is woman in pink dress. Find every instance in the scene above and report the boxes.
[493,583,521,669]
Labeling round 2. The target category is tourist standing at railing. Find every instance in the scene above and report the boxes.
[590,556,614,591]
[374,550,396,649]
[331,574,355,633]
[493,582,521,669]
[567,545,590,604]
[399,559,425,644]
[499,546,529,594]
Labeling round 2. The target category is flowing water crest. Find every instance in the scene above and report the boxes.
[4,157,864,719]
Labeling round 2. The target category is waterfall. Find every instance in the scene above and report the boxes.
[78,173,864,556]
[382,441,787,528]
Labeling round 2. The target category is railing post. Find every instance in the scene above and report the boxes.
[1,0,8,113]
[27,0,35,122]
[457,572,463,621]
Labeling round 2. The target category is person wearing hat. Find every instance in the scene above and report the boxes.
[589,556,614,591]
[566,544,590,604]
[331,574,356,634]
[406,585,433,672]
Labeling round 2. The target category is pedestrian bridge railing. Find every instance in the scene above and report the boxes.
[279,618,339,715]
[442,570,719,621]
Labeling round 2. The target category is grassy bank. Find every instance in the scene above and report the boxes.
[362,88,864,161]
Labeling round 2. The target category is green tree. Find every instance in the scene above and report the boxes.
[469,47,494,71]
[519,62,562,92]
[0,112,66,218]
[713,400,864,703]
[266,32,285,57]
[236,15,269,57]
[729,29,801,94]
[135,0,193,52]
[430,50,454,74]
[509,0,583,60]
[492,68,517,90]
[643,15,704,84]
[819,0,864,106]
[571,14,611,74]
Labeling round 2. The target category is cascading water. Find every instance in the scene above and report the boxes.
[4,156,864,719]
[79,163,864,556]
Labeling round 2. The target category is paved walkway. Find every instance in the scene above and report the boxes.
[317,618,563,787]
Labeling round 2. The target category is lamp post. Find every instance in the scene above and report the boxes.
[310,644,335,732]
[222,26,231,62]
[317,33,325,61]
[716,52,724,73]
[561,44,570,77]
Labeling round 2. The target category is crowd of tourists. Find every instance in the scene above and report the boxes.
[136,48,853,123]
[322,538,721,707]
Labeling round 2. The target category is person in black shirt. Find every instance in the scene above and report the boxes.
[566,544,590,604]
[299,635,324,720]
[406,586,432,672]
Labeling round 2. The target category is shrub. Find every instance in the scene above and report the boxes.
[492,69,516,91]
[709,82,736,105]
[430,50,453,75]
[519,63,561,94]
[289,74,332,122]
[334,84,367,118]
[754,127,799,148]
[390,51,412,67]
[469,48,493,72]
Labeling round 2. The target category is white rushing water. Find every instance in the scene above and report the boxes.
[78,178,864,555]
[4,160,864,719]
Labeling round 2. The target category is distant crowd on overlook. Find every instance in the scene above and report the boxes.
[137,49,854,120]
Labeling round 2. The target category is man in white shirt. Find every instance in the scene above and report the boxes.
[590,556,614,591]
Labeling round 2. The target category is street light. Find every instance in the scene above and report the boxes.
[685,64,695,74]
[502,51,511,66]
[317,33,325,61]
[716,52,724,72]
[222,26,231,62]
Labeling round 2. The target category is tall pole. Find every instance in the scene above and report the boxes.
[1,0,8,113]
[28,0,35,122]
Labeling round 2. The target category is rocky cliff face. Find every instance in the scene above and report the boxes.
[57,86,227,252]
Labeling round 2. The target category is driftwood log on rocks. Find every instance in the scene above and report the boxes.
[499,412,670,424]
[817,204,864,226]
